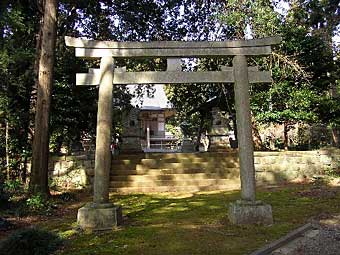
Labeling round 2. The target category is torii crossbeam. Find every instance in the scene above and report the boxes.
[65,36,281,230]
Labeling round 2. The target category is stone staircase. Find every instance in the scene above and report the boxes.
[110,152,241,193]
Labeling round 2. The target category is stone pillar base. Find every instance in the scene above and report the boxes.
[208,135,231,152]
[181,138,195,152]
[121,136,143,154]
[228,200,273,225]
[77,203,123,230]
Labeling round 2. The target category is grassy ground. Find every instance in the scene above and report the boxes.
[31,183,340,255]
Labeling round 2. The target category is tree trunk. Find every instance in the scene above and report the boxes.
[30,0,57,195]
[30,0,44,133]
[330,84,339,147]
[22,154,28,184]
[331,128,339,147]
[283,122,289,151]
[5,121,10,180]
[251,115,263,150]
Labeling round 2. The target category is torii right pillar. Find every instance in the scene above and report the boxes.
[228,55,273,225]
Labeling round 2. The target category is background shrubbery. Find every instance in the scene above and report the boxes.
[0,228,62,255]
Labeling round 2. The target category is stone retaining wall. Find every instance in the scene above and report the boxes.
[254,149,340,184]
[49,149,340,189]
[48,153,95,189]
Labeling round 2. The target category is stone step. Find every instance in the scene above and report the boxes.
[112,161,239,171]
[113,154,239,164]
[115,151,238,160]
[108,152,240,193]
[110,178,239,188]
[110,172,239,181]
[112,157,208,165]
[109,183,240,193]
[111,167,239,176]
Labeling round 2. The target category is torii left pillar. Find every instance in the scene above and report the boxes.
[77,56,122,230]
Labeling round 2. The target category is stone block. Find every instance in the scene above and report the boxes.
[293,157,302,164]
[319,149,332,156]
[228,200,273,225]
[121,136,143,153]
[61,161,73,170]
[254,157,261,164]
[77,203,123,230]
[256,165,272,172]
[320,155,332,165]
[79,169,88,186]
[256,172,276,184]
[49,162,61,176]
[54,161,62,172]
[181,138,195,152]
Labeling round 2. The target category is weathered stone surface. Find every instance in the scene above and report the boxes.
[48,149,340,190]
[121,108,143,153]
[66,36,283,58]
[181,138,195,153]
[167,58,181,71]
[93,56,114,204]
[65,36,282,49]
[121,137,143,153]
[228,200,273,225]
[77,70,272,86]
[77,203,122,230]
[75,47,273,58]
[233,55,256,201]
[208,107,233,152]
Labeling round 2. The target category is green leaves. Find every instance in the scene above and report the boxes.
[220,0,280,39]
[220,0,339,148]
[252,79,319,124]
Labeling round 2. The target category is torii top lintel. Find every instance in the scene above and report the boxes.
[65,36,281,58]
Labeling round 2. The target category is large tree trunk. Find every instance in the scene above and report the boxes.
[5,121,10,180]
[30,0,44,131]
[30,0,57,195]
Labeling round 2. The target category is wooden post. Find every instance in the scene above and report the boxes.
[232,55,256,202]
[93,56,114,204]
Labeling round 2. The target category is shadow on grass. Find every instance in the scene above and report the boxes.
[32,182,340,255]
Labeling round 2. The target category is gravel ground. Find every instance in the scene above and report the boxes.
[272,215,340,255]
[295,224,340,255]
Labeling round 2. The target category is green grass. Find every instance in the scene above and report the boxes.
[40,184,340,255]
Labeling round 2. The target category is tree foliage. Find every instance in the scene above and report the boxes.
[0,1,40,180]
[165,0,339,149]
[0,0,339,191]
[0,0,229,183]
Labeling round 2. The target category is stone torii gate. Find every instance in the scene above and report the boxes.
[65,36,281,230]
